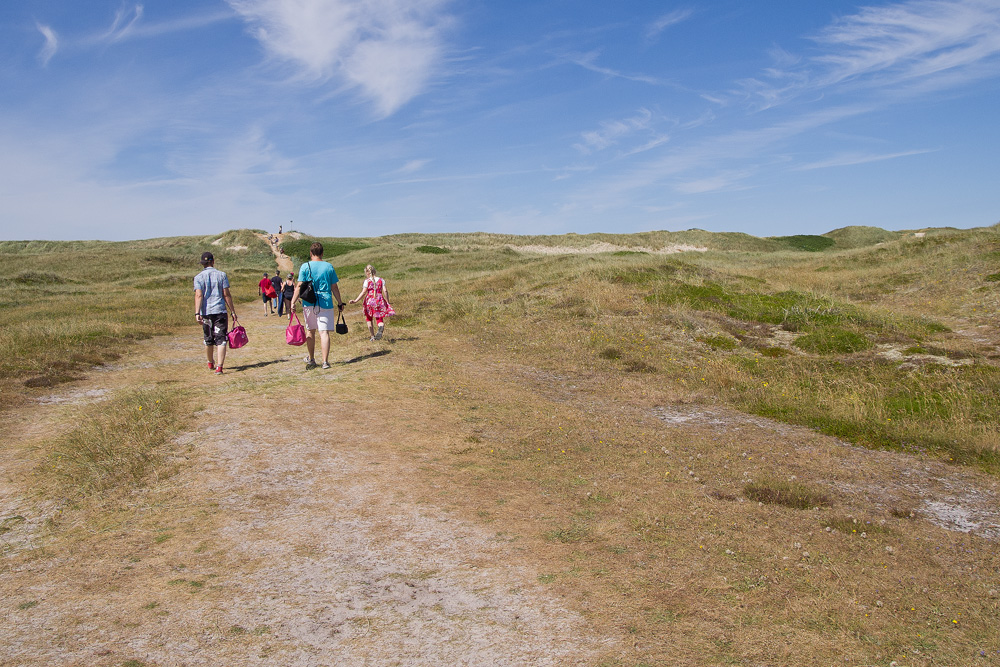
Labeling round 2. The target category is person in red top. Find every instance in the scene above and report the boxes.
[258,272,276,316]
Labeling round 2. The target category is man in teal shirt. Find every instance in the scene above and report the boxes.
[289,242,345,369]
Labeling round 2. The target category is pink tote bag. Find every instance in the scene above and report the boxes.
[227,315,248,349]
[286,312,306,346]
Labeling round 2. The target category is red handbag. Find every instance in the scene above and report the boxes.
[227,315,248,349]
[286,312,306,346]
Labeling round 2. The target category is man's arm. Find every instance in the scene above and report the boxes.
[223,287,236,318]
[195,289,204,323]
[332,284,345,309]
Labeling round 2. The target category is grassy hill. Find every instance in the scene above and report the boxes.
[3,223,1000,470]
[2,222,1000,665]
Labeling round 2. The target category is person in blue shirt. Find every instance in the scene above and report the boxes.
[193,251,237,375]
[289,242,345,369]
[270,271,283,312]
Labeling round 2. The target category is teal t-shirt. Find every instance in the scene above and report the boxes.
[297,260,339,308]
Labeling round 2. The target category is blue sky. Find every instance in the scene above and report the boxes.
[2,0,999,241]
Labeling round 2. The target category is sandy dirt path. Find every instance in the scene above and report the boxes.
[4,295,1000,665]
[0,312,611,666]
[259,232,294,275]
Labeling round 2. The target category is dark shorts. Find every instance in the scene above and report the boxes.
[262,293,271,302]
[202,313,229,346]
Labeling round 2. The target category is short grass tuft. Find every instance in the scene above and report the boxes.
[743,479,832,509]
[45,388,185,499]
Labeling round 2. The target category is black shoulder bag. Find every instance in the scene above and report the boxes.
[299,262,317,304]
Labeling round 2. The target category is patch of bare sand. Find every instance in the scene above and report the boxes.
[487,362,1000,544]
[649,404,1000,542]
[509,242,707,255]
[0,314,609,666]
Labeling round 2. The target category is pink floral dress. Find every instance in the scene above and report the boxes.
[362,277,395,320]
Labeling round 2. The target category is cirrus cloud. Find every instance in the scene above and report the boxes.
[227,0,454,118]
[36,23,58,65]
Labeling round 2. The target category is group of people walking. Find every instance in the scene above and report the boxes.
[193,241,394,374]
[258,271,299,317]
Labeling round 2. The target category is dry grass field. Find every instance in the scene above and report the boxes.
[1,225,999,666]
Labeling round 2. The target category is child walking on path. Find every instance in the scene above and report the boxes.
[349,265,394,341]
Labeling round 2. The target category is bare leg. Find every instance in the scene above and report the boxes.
[320,330,331,365]
[366,320,375,338]
[217,343,227,369]
[306,330,316,362]
[206,345,215,367]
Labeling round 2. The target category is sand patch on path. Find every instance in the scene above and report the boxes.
[258,232,295,275]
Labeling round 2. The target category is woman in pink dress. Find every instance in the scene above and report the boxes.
[349,265,395,341]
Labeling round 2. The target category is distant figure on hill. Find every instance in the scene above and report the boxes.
[289,242,346,370]
[270,271,283,312]
[349,264,395,341]
[278,224,282,235]
[259,272,276,316]
[194,251,236,375]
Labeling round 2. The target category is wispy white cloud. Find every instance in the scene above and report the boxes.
[0,115,299,240]
[90,5,233,42]
[796,148,937,170]
[737,0,1000,108]
[43,5,234,55]
[570,105,870,208]
[226,0,454,117]
[575,108,656,154]
[36,23,58,65]
[645,9,693,42]
[584,0,1000,207]
[620,135,671,158]
[100,4,144,42]
[567,51,663,85]
[673,169,755,195]
[392,158,431,174]
[812,0,1000,87]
